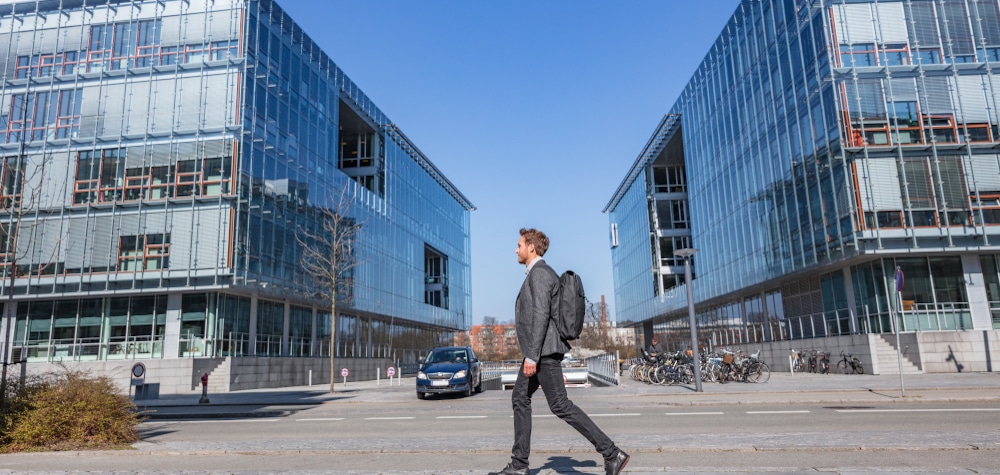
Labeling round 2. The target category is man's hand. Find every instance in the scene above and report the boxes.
[522,359,537,377]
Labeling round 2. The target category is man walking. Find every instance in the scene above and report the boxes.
[489,228,629,475]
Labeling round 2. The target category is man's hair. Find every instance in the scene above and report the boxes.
[519,228,549,257]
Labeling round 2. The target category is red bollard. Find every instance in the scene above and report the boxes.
[199,373,210,404]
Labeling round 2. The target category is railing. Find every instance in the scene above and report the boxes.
[15,335,164,362]
[899,302,972,331]
[586,352,621,386]
[991,301,1000,330]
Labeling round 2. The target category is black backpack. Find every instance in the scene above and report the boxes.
[554,270,586,340]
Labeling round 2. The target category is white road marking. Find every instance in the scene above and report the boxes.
[155,419,280,424]
[365,416,416,420]
[835,408,1000,413]
[590,413,642,417]
[665,412,724,416]
[746,410,810,414]
[436,415,488,419]
[296,418,345,421]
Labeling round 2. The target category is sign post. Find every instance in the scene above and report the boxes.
[341,367,349,386]
[130,362,145,399]
[387,366,396,386]
[893,266,906,397]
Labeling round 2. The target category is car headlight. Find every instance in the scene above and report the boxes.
[417,371,427,380]
[454,370,467,379]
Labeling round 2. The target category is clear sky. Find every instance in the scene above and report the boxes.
[279,1,743,325]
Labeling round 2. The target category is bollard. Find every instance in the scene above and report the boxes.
[199,373,210,404]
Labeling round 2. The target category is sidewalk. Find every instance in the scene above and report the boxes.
[134,371,1000,418]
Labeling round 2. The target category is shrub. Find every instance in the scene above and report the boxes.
[0,368,140,452]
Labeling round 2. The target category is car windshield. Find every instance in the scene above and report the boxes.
[425,349,468,364]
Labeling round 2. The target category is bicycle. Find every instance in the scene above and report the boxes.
[837,350,864,374]
[790,349,806,373]
[817,351,831,374]
[744,349,770,383]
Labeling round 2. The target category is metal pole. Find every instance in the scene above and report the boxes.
[894,266,906,397]
[676,249,702,392]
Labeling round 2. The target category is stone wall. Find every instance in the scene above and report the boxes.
[718,330,999,374]
[23,356,400,396]
[917,330,999,373]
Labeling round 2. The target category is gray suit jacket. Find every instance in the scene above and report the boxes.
[516,259,570,362]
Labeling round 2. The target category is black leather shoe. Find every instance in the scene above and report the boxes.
[605,450,630,475]
[487,462,529,475]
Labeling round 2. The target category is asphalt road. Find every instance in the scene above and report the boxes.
[1,389,997,474]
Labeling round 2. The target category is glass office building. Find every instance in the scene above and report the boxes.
[0,0,473,367]
[606,0,1000,352]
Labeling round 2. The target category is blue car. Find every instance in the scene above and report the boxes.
[416,346,482,399]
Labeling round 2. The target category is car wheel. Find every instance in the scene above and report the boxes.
[417,391,425,400]
[474,378,483,393]
[464,385,473,397]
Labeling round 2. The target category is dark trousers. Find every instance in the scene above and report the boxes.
[510,355,616,468]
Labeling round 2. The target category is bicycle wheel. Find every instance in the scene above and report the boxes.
[837,360,849,374]
[750,362,770,383]
[852,358,864,374]
[652,365,663,383]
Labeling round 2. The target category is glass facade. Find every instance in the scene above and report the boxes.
[0,0,473,364]
[607,0,1000,350]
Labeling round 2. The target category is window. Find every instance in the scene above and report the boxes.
[76,148,230,204]
[88,20,161,72]
[879,44,910,66]
[175,157,231,198]
[0,223,14,264]
[864,211,903,229]
[425,245,449,309]
[659,235,693,267]
[916,49,943,65]
[125,164,172,201]
[74,148,124,204]
[118,234,169,271]
[14,52,80,79]
[839,43,876,67]
[652,166,686,193]
[0,156,24,209]
[5,89,82,143]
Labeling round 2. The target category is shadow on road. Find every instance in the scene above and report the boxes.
[537,455,599,474]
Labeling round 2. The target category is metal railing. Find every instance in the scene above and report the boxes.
[585,352,621,386]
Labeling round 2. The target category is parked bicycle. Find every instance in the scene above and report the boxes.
[790,349,806,373]
[716,349,770,383]
[837,350,864,374]
[805,349,830,374]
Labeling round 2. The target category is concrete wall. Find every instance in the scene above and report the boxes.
[723,333,874,373]
[720,330,999,375]
[26,359,201,396]
[24,356,398,396]
[228,357,393,391]
[917,330,999,373]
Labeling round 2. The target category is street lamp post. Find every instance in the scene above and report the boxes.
[674,248,702,392]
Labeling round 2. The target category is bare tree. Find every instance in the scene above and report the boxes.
[296,185,364,393]
[477,316,500,360]
[574,298,637,360]
[0,142,52,405]
[454,331,471,347]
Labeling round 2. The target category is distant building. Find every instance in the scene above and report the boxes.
[606,0,1000,372]
[464,323,517,359]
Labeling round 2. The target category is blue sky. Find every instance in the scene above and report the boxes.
[279,1,742,325]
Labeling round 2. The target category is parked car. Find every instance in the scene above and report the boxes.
[416,346,482,399]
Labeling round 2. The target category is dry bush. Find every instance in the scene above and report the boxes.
[0,368,139,452]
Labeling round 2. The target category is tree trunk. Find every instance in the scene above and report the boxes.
[329,302,336,393]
